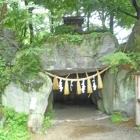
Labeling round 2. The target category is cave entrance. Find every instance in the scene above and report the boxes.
[52,72,102,120]
[53,91,99,120]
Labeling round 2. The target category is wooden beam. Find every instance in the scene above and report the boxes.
[135,75,140,126]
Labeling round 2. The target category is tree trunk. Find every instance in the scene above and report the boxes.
[25,1,34,43]
[0,3,7,25]
[100,10,106,30]
[132,0,140,20]
[87,7,90,32]
[50,10,54,33]
[1,3,7,20]
[109,13,114,34]
[29,22,34,43]
[0,3,7,35]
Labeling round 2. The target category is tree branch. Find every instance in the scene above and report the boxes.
[98,0,138,19]
[2,35,20,51]
[117,7,138,19]
[132,0,140,19]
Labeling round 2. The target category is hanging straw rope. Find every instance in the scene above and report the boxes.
[64,74,70,95]
[86,73,93,94]
[96,69,103,89]
[76,73,82,95]
[42,66,110,82]
[52,76,59,90]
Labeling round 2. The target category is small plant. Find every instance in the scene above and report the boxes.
[0,56,12,93]
[99,51,138,73]
[46,109,55,119]
[0,106,31,140]
[43,116,53,129]
[43,110,55,129]
[41,110,55,134]
[68,34,83,44]
[135,126,140,130]
[55,25,75,35]
[110,112,128,124]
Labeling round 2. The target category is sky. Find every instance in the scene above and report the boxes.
[114,27,132,44]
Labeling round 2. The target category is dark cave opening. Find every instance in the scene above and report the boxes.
[52,72,101,112]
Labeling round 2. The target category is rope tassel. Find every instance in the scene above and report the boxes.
[86,73,93,94]
[64,79,70,95]
[53,76,59,90]
[96,69,103,89]
[76,73,82,95]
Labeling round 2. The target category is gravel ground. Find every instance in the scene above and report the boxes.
[31,103,140,140]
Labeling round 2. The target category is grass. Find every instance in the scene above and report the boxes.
[0,105,55,139]
[110,112,129,124]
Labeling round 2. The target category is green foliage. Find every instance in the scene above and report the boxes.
[43,110,55,129]
[68,34,83,44]
[12,47,41,81]
[100,51,132,73]
[55,25,75,35]
[45,109,55,119]
[3,1,49,44]
[41,110,55,134]
[100,32,140,73]
[127,52,140,70]
[0,105,55,139]
[0,106,30,140]
[0,56,12,93]
[100,50,140,73]
[45,33,101,45]
[135,126,140,130]
[43,116,53,129]
[0,46,41,93]
[110,112,129,124]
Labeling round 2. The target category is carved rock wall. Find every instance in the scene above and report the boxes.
[41,32,117,75]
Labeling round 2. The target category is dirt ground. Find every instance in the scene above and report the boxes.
[31,103,140,140]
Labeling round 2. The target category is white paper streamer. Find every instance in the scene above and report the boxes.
[70,80,73,91]
[81,80,86,93]
[59,79,63,92]
[30,97,37,110]
[92,77,97,90]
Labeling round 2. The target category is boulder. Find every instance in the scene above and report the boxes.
[2,72,52,115]
[41,32,117,75]
[100,70,135,117]
[97,99,105,112]
[91,90,99,106]
[113,70,135,117]
[101,71,115,115]
[27,113,44,134]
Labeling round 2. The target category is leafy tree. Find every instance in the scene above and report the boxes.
[98,0,139,28]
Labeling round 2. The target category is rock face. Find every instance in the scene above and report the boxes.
[41,32,117,75]
[1,29,136,118]
[126,20,140,52]
[0,30,18,64]
[98,70,135,117]
[2,72,52,115]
